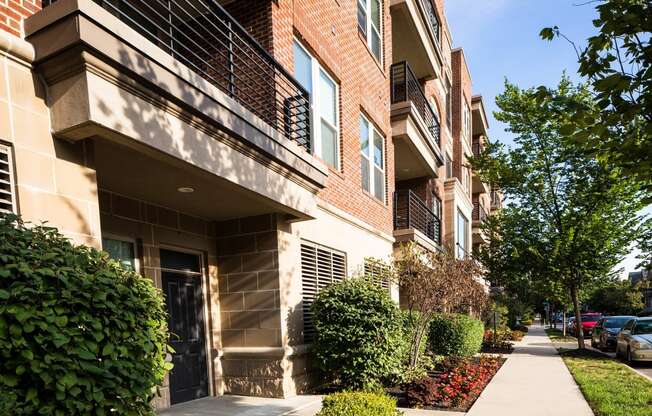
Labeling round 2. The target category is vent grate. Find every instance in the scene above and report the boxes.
[0,145,16,214]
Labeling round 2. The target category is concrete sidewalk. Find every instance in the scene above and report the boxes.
[467,325,593,416]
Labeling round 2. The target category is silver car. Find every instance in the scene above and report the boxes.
[616,317,652,363]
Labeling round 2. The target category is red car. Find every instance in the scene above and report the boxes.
[572,313,602,336]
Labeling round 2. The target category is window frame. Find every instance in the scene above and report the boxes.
[102,235,139,272]
[456,209,469,259]
[293,39,341,170]
[357,0,383,63]
[359,113,386,202]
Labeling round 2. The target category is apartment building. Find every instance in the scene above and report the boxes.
[0,0,496,409]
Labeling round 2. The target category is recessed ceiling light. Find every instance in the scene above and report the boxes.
[177,187,194,193]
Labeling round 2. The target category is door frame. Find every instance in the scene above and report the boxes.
[159,244,215,403]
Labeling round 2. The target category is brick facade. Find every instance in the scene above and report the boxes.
[0,0,41,37]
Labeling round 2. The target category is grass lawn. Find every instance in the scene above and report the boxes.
[548,334,652,416]
[545,327,578,343]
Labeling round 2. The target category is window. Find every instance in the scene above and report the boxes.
[445,154,453,178]
[445,78,452,130]
[456,210,468,259]
[0,144,16,214]
[431,193,441,219]
[364,258,390,292]
[293,41,340,169]
[358,0,382,61]
[102,238,136,271]
[463,100,471,142]
[359,114,385,201]
[301,241,346,342]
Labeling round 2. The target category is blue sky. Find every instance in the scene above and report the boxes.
[446,0,649,278]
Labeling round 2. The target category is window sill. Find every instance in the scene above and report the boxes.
[362,189,387,208]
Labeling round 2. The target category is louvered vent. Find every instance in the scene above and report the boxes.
[0,145,15,214]
[301,242,346,343]
[364,258,391,292]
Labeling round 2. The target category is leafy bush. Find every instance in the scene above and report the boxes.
[0,215,170,415]
[312,278,404,390]
[317,391,402,416]
[393,311,433,384]
[512,324,529,333]
[428,314,484,357]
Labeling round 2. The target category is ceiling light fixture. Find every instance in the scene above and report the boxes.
[177,187,194,193]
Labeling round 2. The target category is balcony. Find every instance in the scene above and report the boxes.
[394,189,441,249]
[391,61,443,181]
[27,0,327,222]
[472,201,488,224]
[490,190,503,211]
[41,0,310,151]
[472,141,483,158]
[390,0,443,80]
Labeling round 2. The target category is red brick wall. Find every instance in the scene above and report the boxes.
[0,0,41,37]
[451,49,472,181]
[268,0,394,235]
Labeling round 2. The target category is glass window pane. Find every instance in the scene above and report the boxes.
[371,0,381,27]
[293,42,312,95]
[371,29,381,61]
[357,0,367,37]
[318,70,336,124]
[359,116,369,155]
[102,238,135,270]
[373,131,383,168]
[361,154,370,192]
[374,167,384,201]
[321,120,338,168]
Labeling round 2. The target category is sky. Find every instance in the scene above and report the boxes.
[446,0,650,279]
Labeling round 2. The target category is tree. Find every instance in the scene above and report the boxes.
[541,0,652,197]
[394,243,488,371]
[588,280,644,315]
[473,77,647,349]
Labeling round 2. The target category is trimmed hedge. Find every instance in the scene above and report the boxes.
[0,214,171,415]
[317,392,402,416]
[312,278,403,390]
[428,314,484,357]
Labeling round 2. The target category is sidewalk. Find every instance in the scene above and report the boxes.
[467,325,593,416]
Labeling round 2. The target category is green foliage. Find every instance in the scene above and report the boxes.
[393,311,433,384]
[311,278,404,390]
[0,214,171,415]
[472,77,647,348]
[541,0,652,197]
[317,391,402,416]
[428,314,484,357]
[588,280,644,315]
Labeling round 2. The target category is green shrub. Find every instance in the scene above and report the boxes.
[312,278,403,390]
[393,311,433,384]
[0,214,171,415]
[428,314,484,357]
[317,391,402,416]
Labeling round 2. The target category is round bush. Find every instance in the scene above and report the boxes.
[312,278,403,390]
[317,391,402,416]
[428,314,484,357]
[0,215,170,415]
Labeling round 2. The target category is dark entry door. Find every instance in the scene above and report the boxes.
[161,249,208,405]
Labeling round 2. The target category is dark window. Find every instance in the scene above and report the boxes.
[102,238,136,271]
[0,144,16,214]
[357,0,367,37]
[160,249,201,273]
[301,242,346,343]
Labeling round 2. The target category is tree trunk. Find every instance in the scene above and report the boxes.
[570,283,585,349]
[562,308,567,337]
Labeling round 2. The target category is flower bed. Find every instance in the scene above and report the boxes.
[481,329,514,353]
[394,355,504,412]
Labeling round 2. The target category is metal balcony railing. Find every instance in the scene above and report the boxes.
[390,61,441,149]
[394,189,441,245]
[490,190,502,209]
[418,0,440,45]
[472,201,488,222]
[472,141,483,158]
[43,0,311,152]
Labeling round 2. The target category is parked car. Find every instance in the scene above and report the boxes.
[571,313,602,336]
[591,316,635,350]
[616,317,652,363]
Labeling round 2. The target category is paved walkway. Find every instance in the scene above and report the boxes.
[466,325,593,416]
[158,395,323,416]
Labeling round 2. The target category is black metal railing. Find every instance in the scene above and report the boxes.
[390,61,441,149]
[490,190,502,209]
[472,201,488,222]
[43,0,311,152]
[394,189,441,245]
[418,0,440,45]
[472,141,483,158]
